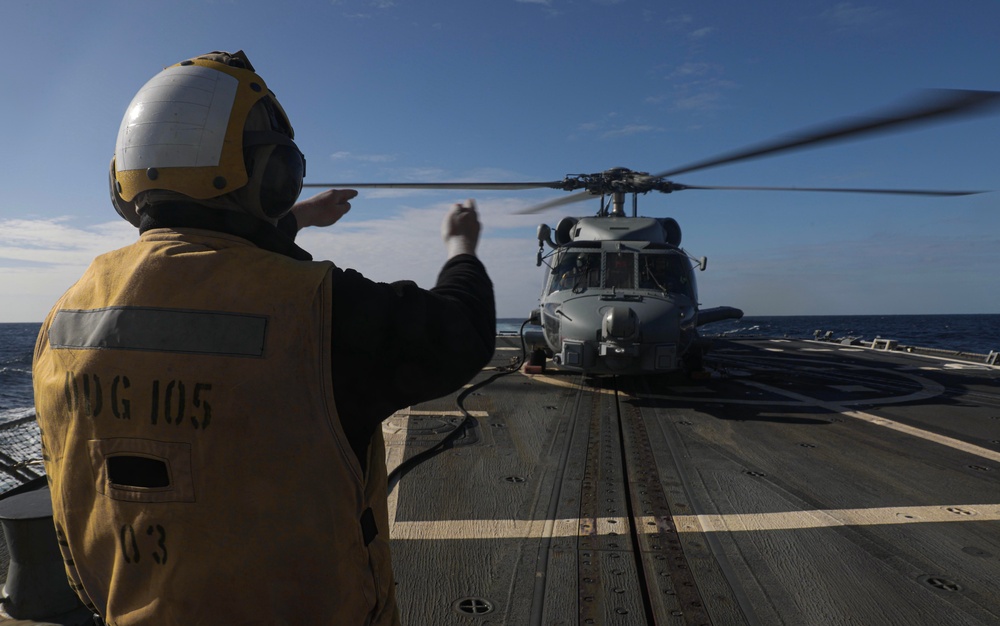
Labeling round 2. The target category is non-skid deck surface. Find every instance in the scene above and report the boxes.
[386,336,1000,625]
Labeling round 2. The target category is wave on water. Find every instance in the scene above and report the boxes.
[1,406,36,423]
[701,314,1000,356]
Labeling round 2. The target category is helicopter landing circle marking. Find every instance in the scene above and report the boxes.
[521,358,1000,462]
[739,379,1000,464]
[524,358,944,407]
[709,354,943,407]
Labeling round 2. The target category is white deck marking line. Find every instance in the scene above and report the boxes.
[389,505,1000,539]
[388,410,488,418]
[740,380,1000,463]
[673,504,1000,533]
[828,385,875,393]
[528,373,618,395]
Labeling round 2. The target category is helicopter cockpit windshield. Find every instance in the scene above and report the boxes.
[638,249,696,299]
[547,245,695,299]
[606,252,634,289]
[548,248,601,294]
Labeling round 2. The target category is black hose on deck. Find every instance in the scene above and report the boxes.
[387,320,531,493]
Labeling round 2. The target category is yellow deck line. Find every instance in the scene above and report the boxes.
[389,504,1000,540]
[673,504,1000,533]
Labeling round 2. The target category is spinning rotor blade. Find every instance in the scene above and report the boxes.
[674,184,985,197]
[301,181,566,191]
[515,89,1000,215]
[514,190,592,214]
[653,89,1000,179]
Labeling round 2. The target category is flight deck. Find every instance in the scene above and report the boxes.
[384,335,1000,625]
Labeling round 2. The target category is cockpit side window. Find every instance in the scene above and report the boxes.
[548,251,601,294]
[638,252,694,298]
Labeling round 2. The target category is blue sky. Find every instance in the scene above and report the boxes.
[1,0,998,322]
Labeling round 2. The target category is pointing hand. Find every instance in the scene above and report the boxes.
[442,199,481,258]
[291,189,358,230]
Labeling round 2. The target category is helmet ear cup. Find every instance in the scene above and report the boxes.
[110,157,141,227]
[258,144,305,219]
[242,129,305,221]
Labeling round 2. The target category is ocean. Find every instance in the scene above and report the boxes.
[0,323,44,492]
[1,323,39,426]
[3,315,998,492]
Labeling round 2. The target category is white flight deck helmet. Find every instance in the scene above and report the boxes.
[110,50,305,226]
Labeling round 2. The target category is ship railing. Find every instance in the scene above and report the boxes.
[0,415,44,497]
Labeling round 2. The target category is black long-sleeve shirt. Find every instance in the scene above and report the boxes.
[140,204,497,467]
[329,255,495,464]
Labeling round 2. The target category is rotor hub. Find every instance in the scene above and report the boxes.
[559,168,677,196]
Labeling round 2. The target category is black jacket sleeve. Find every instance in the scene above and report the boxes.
[329,254,496,466]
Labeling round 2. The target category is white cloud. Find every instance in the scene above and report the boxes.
[329,151,397,163]
[297,199,544,316]
[673,91,724,112]
[688,26,716,40]
[819,3,890,32]
[668,62,718,79]
[0,218,135,267]
[573,113,662,141]
[601,124,659,139]
[0,209,544,321]
[647,61,738,114]
[0,218,138,322]
[662,14,694,29]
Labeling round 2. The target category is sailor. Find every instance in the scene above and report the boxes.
[32,50,495,625]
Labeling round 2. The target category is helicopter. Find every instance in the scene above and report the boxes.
[521,167,743,376]
[304,89,1000,376]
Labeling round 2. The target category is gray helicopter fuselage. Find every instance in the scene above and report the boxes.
[534,216,702,375]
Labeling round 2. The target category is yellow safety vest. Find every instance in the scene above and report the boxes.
[33,228,399,625]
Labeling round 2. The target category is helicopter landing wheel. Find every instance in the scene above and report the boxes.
[524,348,547,375]
[683,349,707,379]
